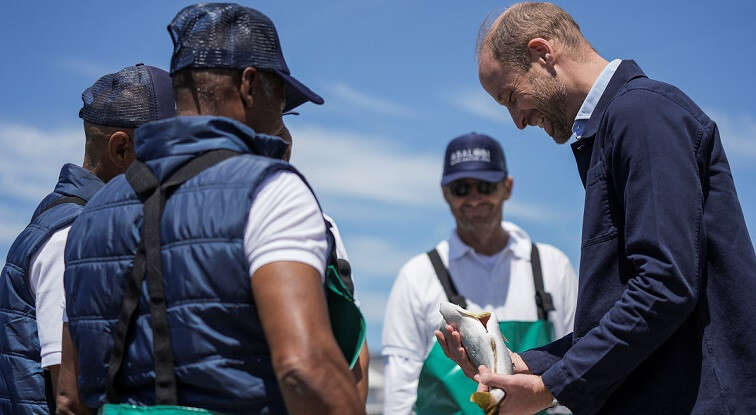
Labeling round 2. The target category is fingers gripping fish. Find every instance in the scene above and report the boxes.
[439,302,513,415]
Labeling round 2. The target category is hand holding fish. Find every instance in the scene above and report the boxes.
[434,323,531,378]
[434,323,478,378]
[437,302,514,414]
[475,365,555,415]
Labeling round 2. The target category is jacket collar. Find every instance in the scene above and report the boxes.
[580,60,647,139]
[53,163,104,201]
[133,116,288,181]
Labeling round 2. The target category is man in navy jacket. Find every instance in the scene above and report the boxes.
[438,2,756,414]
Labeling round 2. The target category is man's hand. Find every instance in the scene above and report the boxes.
[474,366,554,415]
[434,325,477,378]
[509,351,531,375]
[435,325,532,378]
[56,323,95,415]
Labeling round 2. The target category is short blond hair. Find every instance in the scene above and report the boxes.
[479,2,589,72]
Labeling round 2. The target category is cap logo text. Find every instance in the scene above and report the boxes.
[449,148,491,166]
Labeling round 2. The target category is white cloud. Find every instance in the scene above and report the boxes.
[446,88,505,123]
[325,82,417,118]
[346,235,413,279]
[290,124,561,224]
[0,123,83,203]
[708,111,756,162]
[290,125,442,205]
[505,200,560,222]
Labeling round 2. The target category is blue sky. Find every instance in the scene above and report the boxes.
[1,1,755,351]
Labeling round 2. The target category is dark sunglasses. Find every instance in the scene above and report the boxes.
[449,180,498,197]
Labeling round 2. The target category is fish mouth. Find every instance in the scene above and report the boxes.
[459,309,492,330]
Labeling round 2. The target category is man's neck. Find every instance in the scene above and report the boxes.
[562,51,609,118]
[456,222,509,256]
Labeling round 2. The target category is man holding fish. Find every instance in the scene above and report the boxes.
[382,132,578,414]
[440,2,756,414]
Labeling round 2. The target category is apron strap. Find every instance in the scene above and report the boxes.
[107,149,240,405]
[530,242,555,320]
[427,248,467,308]
[427,242,556,320]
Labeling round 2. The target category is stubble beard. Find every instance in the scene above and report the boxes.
[528,72,574,144]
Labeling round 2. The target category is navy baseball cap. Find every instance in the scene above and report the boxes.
[79,64,174,128]
[441,133,508,186]
[168,3,324,113]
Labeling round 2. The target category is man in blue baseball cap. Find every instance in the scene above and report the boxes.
[61,3,364,415]
[0,63,174,415]
[382,132,578,414]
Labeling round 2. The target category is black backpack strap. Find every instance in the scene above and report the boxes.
[530,242,555,320]
[427,248,467,309]
[106,149,239,405]
[40,195,86,214]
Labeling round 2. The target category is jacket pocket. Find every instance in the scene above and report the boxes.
[581,160,618,247]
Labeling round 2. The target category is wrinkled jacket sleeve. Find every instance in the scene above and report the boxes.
[521,332,574,375]
[539,90,705,414]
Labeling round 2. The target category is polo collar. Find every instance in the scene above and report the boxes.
[449,221,532,261]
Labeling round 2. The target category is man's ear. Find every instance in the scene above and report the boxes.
[527,38,556,72]
[240,67,257,108]
[502,176,514,201]
[442,185,452,204]
[107,130,135,171]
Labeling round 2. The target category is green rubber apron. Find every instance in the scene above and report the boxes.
[415,243,556,415]
[101,152,365,414]
[415,320,553,415]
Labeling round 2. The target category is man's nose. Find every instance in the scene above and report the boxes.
[508,106,527,130]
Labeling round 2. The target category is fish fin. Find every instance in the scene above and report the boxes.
[471,392,499,415]
[491,337,497,372]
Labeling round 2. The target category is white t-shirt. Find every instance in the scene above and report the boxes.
[28,225,70,368]
[61,170,328,327]
[381,221,579,415]
[244,171,328,278]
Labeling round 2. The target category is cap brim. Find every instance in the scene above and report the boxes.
[275,69,324,113]
[441,170,507,186]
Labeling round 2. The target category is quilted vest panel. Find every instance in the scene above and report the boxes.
[0,164,102,415]
[65,116,304,415]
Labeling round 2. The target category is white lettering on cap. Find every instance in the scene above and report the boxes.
[449,148,491,166]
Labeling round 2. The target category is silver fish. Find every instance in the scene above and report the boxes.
[439,302,512,415]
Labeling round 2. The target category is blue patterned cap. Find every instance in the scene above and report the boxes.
[168,3,324,112]
[79,64,175,128]
[442,133,508,186]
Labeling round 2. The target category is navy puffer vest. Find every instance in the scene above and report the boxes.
[0,164,103,415]
[64,116,312,414]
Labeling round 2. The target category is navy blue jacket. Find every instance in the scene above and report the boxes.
[0,164,103,415]
[64,116,307,414]
[522,61,756,414]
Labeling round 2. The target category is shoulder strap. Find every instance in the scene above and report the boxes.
[427,248,467,309]
[530,242,555,320]
[106,149,239,405]
[39,195,86,215]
